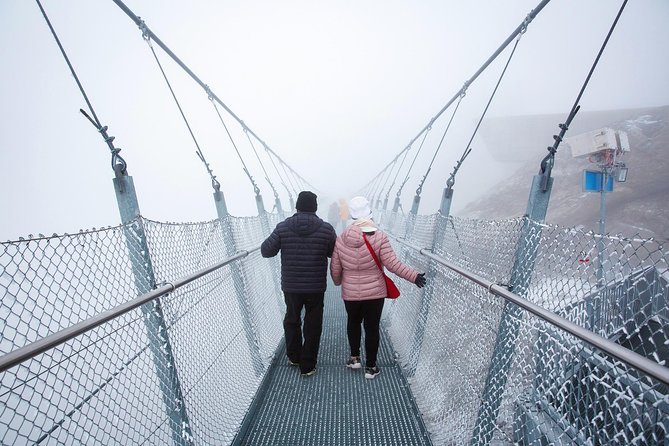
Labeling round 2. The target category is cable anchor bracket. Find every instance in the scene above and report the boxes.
[138,19,151,41]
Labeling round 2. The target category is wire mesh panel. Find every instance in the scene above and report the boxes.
[1,227,138,355]
[2,208,668,445]
[379,210,669,445]
[0,214,284,445]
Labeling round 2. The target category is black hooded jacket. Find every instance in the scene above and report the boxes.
[261,212,337,293]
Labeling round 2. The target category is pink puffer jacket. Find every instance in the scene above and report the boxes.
[330,224,418,301]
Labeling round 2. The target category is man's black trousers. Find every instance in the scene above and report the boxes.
[283,291,325,374]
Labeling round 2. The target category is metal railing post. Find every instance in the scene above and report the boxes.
[255,193,271,235]
[392,196,401,213]
[405,186,453,376]
[255,193,283,309]
[471,174,553,444]
[410,193,421,216]
[402,194,420,241]
[274,196,283,215]
[384,195,402,234]
[439,186,454,217]
[113,173,193,446]
[213,190,265,376]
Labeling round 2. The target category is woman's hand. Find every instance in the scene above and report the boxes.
[414,273,426,288]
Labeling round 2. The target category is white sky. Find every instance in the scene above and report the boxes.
[1,0,668,241]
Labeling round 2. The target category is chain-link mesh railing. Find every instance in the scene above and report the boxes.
[2,207,668,445]
[378,209,669,445]
[1,214,284,445]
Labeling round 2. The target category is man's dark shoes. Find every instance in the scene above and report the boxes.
[301,368,316,377]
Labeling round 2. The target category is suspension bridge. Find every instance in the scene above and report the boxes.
[1,0,668,445]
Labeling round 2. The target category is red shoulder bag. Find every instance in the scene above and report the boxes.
[362,233,400,299]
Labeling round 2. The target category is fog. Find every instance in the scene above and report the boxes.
[1,0,668,240]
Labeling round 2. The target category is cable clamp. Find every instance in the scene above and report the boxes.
[205,84,214,101]
[138,19,151,41]
[461,81,469,98]
[520,14,531,34]
[211,177,221,192]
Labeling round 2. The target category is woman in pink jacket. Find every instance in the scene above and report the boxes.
[330,196,426,379]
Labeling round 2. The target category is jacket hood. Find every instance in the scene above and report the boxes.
[341,223,377,249]
[288,212,323,236]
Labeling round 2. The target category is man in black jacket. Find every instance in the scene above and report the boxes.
[261,191,337,376]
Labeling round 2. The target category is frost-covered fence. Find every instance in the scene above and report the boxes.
[2,209,668,445]
[0,215,284,445]
[377,209,669,445]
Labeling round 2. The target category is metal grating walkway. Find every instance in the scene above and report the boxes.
[233,282,432,445]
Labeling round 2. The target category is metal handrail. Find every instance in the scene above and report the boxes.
[0,245,261,374]
[392,236,669,387]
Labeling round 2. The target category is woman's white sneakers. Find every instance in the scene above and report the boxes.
[364,366,380,379]
[346,357,380,378]
[346,356,362,369]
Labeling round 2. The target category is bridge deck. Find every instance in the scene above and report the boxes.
[233,282,432,445]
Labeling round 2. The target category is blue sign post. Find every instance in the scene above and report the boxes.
[582,168,612,294]
[583,170,613,192]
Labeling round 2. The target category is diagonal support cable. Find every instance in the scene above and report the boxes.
[359,0,551,193]
[243,126,280,202]
[141,25,221,192]
[414,93,465,197]
[445,26,525,192]
[395,127,432,199]
[383,146,411,204]
[539,0,629,191]
[112,0,312,191]
[205,87,260,196]
[35,0,127,177]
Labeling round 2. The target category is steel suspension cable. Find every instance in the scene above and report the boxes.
[446,31,524,190]
[368,167,388,200]
[376,152,407,205]
[369,167,388,204]
[112,0,312,190]
[382,146,411,203]
[258,138,317,193]
[361,0,551,192]
[142,31,222,192]
[243,128,280,202]
[275,153,299,196]
[283,156,317,191]
[206,89,261,195]
[359,169,384,197]
[356,141,414,198]
[288,168,305,192]
[374,161,398,205]
[394,128,432,199]
[414,93,464,197]
[35,0,127,175]
[264,148,294,201]
[539,0,629,190]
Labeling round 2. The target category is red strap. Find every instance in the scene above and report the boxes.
[362,233,383,271]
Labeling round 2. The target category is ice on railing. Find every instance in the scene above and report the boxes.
[1,211,667,445]
[378,209,668,445]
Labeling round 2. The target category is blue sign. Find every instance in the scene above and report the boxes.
[583,170,613,192]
